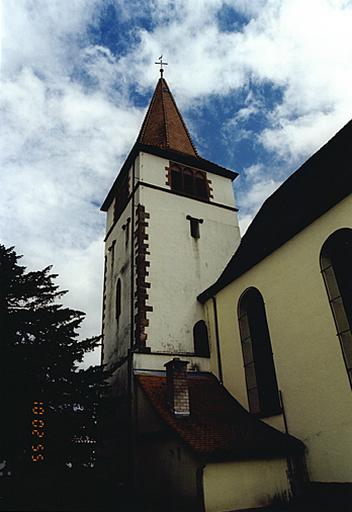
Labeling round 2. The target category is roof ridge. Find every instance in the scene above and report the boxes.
[137,80,160,142]
[160,79,170,148]
[162,78,199,157]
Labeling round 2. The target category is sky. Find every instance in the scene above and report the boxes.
[1,0,352,367]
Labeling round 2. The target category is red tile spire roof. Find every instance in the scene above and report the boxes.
[137,78,198,157]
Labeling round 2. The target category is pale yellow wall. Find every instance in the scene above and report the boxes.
[203,458,291,512]
[206,195,352,482]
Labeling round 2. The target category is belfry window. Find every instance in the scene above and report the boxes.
[170,164,209,201]
[320,228,352,387]
[238,288,281,417]
[193,320,210,357]
[115,278,121,320]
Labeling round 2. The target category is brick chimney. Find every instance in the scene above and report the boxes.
[164,358,190,417]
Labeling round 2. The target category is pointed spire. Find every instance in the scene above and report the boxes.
[137,78,198,157]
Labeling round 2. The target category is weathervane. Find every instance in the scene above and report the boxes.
[155,55,168,77]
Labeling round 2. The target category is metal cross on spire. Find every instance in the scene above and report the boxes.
[155,55,168,77]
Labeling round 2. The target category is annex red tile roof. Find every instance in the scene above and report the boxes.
[137,78,198,157]
[137,372,304,462]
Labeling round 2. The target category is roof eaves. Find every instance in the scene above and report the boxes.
[198,119,352,302]
[100,143,138,211]
[139,144,238,179]
[101,144,238,212]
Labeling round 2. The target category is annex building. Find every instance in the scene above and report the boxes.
[100,74,352,511]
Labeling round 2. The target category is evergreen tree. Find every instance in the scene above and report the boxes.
[0,245,109,473]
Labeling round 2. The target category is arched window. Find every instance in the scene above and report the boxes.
[320,229,352,386]
[238,288,280,416]
[115,278,121,320]
[193,320,210,357]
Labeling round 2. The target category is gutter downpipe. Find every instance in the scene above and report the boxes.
[212,296,223,385]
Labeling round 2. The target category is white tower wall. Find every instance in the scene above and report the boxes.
[136,152,240,355]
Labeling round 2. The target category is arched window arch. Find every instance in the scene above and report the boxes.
[320,228,352,386]
[193,320,210,357]
[238,288,280,416]
[115,278,121,320]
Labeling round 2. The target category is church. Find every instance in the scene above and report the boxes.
[100,71,352,511]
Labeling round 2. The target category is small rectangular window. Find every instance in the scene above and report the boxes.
[190,218,199,238]
[187,215,203,239]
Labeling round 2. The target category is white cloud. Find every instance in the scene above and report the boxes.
[238,213,253,236]
[2,0,352,367]
[0,2,143,367]
[238,165,282,235]
[259,110,347,160]
[112,0,352,156]
[243,163,264,180]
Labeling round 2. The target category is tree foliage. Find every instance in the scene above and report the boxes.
[0,245,109,471]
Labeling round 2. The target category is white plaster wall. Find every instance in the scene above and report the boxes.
[203,458,291,512]
[206,195,352,483]
[208,171,238,207]
[105,164,134,233]
[139,152,166,189]
[139,181,240,354]
[139,151,237,208]
[136,384,165,434]
[134,353,210,373]
[106,201,114,232]
[102,168,137,369]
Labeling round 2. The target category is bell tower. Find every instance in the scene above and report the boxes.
[101,75,240,391]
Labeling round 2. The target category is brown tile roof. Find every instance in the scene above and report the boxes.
[101,79,238,212]
[137,78,198,157]
[136,372,304,462]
